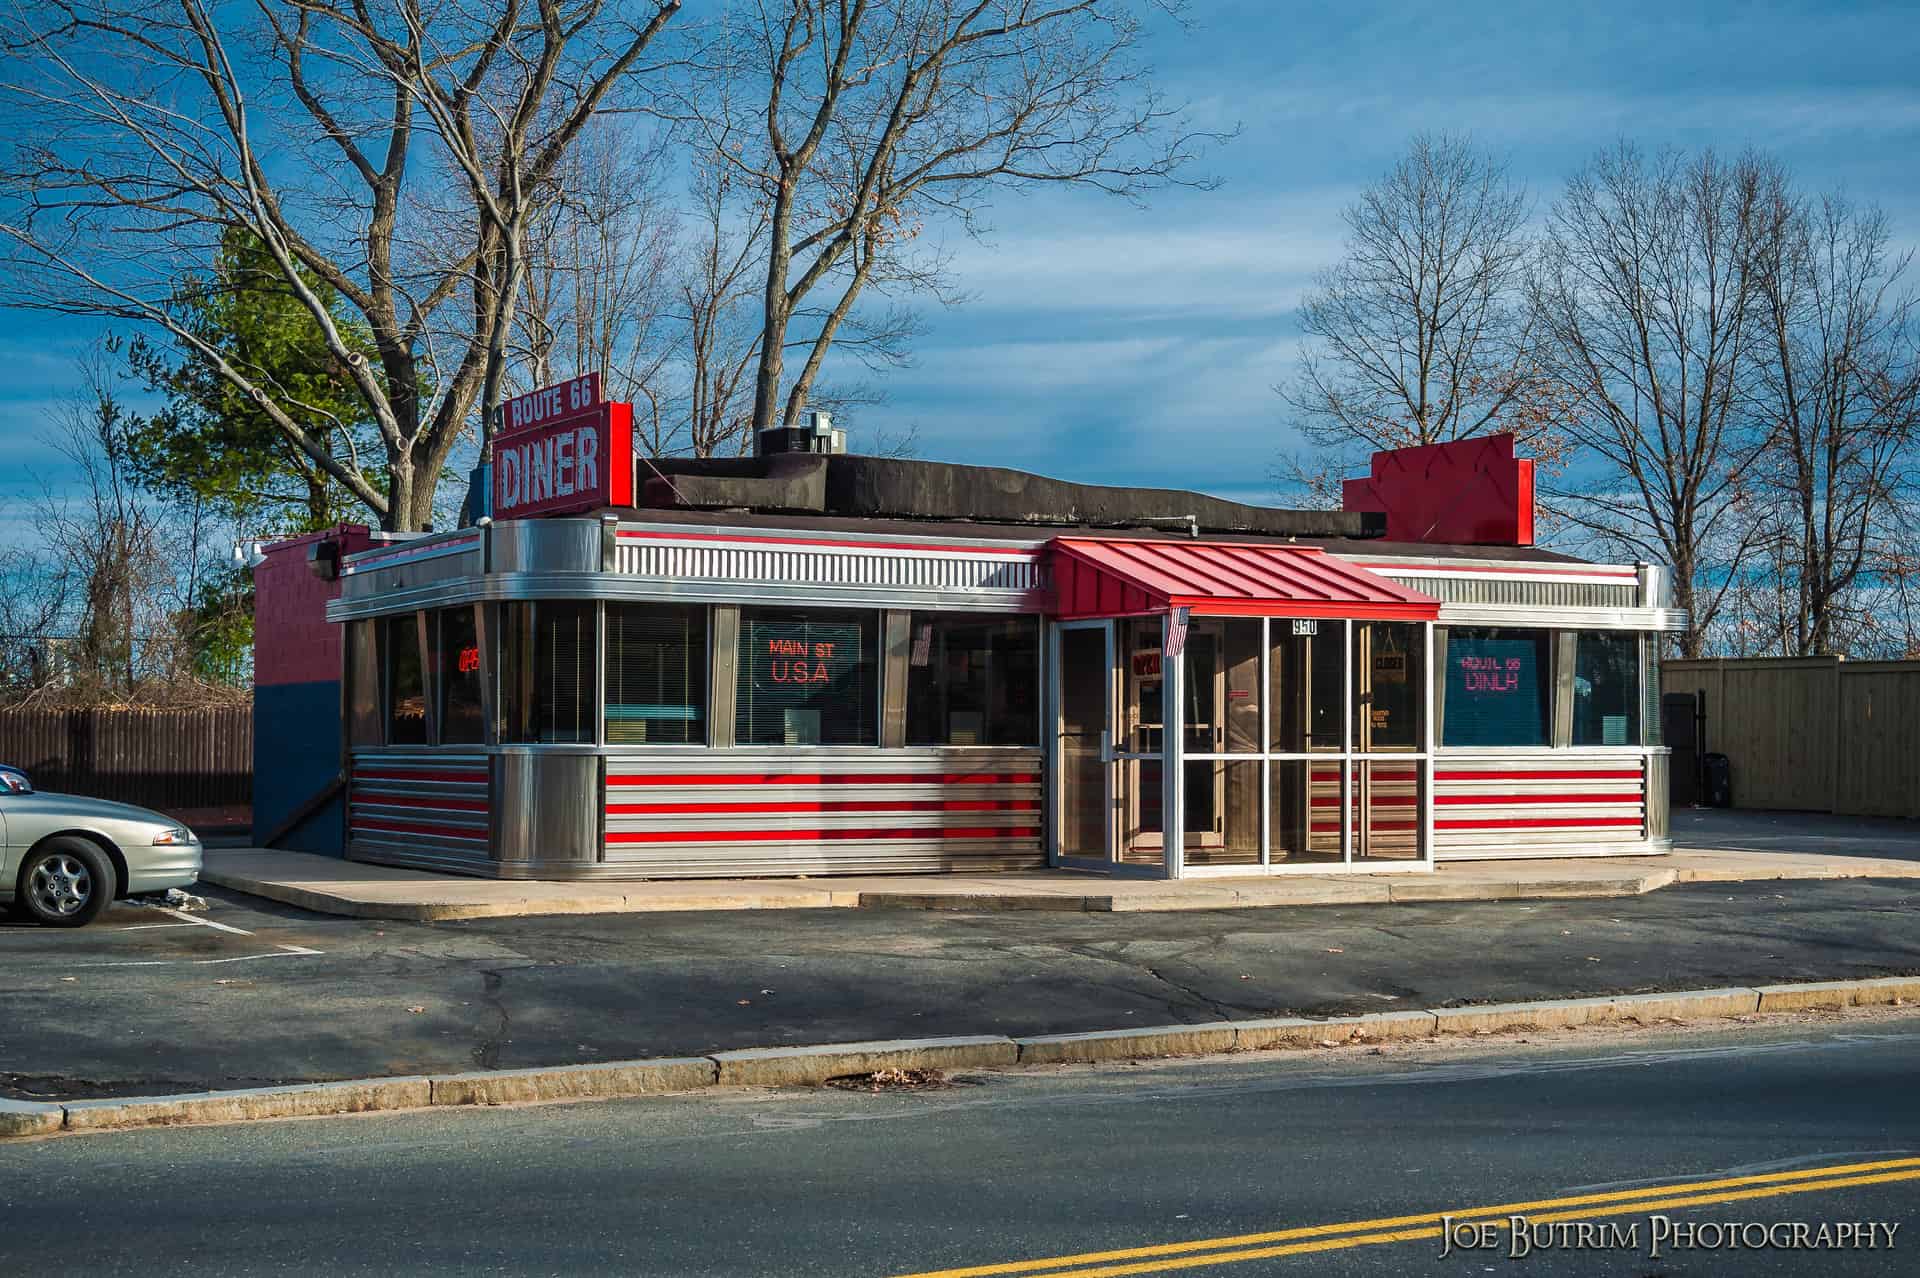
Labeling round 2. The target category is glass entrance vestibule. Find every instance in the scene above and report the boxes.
[1051,615,1434,877]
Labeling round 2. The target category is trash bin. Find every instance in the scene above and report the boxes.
[1701,752,1733,808]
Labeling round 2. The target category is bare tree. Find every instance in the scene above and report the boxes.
[691,0,1216,434]
[677,147,774,457]
[1748,187,1920,655]
[1285,133,1560,468]
[1530,144,1779,658]
[0,1,681,531]
[515,117,681,417]
[22,353,223,697]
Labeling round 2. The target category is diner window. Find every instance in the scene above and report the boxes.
[735,608,879,746]
[435,607,486,745]
[606,604,708,745]
[499,601,596,744]
[905,613,1040,747]
[1573,631,1640,746]
[384,614,428,744]
[1440,627,1552,747]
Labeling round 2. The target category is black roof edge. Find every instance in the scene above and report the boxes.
[640,453,1384,541]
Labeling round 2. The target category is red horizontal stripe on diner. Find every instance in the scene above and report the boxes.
[1435,769,1642,781]
[607,825,1041,844]
[350,816,487,840]
[1436,816,1644,830]
[351,796,489,813]
[608,771,1038,787]
[1308,821,1417,832]
[1356,560,1639,579]
[354,768,489,784]
[1433,793,1641,805]
[617,529,1040,557]
[1310,795,1417,806]
[608,798,1039,816]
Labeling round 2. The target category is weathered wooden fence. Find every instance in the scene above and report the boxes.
[1662,658,1920,818]
[0,706,252,811]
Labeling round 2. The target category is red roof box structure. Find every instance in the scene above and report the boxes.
[1050,537,1439,621]
[1342,433,1535,546]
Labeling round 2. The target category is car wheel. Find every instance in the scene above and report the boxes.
[18,838,117,928]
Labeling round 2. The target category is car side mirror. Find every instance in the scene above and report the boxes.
[0,766,32,794]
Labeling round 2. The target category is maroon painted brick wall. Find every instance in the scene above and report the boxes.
[252,525,374,689]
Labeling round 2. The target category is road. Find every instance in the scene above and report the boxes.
[2,1015,1917,1275]
[4,877,1920,1098]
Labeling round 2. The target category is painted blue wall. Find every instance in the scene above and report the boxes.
[251,680,345,855]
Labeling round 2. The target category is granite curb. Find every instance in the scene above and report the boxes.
[6,978,1914,1139]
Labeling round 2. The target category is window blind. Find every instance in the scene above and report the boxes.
[734,609,878,746]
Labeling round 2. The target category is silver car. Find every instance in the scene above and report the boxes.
[0,765,203,927]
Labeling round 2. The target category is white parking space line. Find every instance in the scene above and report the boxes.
[114,922,206,932]
[156,906,254,936]
[71,944,324,970]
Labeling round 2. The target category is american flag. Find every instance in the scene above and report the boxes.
[1166,606,1191,657]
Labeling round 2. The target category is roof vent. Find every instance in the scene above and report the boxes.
[757,408,846,458]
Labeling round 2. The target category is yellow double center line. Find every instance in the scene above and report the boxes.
[889,1154,1920,1278]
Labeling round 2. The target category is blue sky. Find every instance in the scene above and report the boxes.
[5,0,1920,535]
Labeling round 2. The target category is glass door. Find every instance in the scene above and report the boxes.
[1053,621,1114,867]
[1352,621,1427,863]
[1116,617,1170,870]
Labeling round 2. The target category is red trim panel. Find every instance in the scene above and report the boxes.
[1357,561,1638,579]
[350,816,488,840]
[617,529,1040,557]
[607,826,1042,844]
[1433,793,1641,805]
[352,796,489,812]
[608,771,1039,787]
[1436,816,1645,830]
[1435,769,1643,781]
[354,768,489,784]
[609,798,1039,815]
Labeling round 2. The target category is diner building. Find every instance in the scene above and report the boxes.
[251,387,1681,881]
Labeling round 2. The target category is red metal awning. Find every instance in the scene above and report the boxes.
[1050,537,1440,621]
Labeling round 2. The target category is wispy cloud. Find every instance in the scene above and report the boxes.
[930,201,1349,317]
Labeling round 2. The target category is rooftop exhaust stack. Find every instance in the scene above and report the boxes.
[757,408,846,458]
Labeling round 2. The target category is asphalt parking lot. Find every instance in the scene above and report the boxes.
[0,893,324,968]
[6,874,1920,1102]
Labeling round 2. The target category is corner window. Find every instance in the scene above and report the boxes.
[607,604,708,745]
[905,613,1040,747]
[1440,627,1551,747]
[435,607,486,745]
[735,608,879,745]
[499,601,595,744]
[347,619,382,746]
[1573,632,1640,746]
[384,614,427,745]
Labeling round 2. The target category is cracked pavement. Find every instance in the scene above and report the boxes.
[3,876,1919,1100]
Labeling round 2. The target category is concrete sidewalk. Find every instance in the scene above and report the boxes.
[199,843,1920,921]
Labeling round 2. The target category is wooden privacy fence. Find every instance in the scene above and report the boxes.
[0,706,252,811]
[1662,658,1920,819]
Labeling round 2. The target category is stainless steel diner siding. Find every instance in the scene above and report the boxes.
[1380,574,1638,609]
[1430,749,1669,859]
[610,530,1048,610]
[602,748,1046,877]
[347,750,493,873]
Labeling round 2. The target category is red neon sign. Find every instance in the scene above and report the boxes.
[457,646,481,674]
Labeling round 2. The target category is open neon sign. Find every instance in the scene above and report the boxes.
[456,646,481,674]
